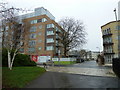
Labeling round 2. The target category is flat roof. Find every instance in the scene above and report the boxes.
[101,20,120,28]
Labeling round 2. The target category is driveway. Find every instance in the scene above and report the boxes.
[25,60,119,88]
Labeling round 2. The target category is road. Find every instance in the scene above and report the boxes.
[25,60,119,88]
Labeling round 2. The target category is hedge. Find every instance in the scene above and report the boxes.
[2,48,36,67]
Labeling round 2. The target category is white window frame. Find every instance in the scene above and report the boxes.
[38,39,42,43]
[38,47,42,50]
[46,38,54,43]
[46,31,54,35]
[38,32,42,35]
[30,20,37,24]
[28,48,35,52]
[42,18,47,22]
[29,33,36,39]
[46,24,54,28]
[39,25,42,29]
[29,40,36,46]
[30,26,37,32]
[46,46,54,50]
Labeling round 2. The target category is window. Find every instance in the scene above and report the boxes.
[29,40,36,46]
[29,33,36,39]
[0,27,2,32]
[19,48,24,52]
[28,48,35,52]
[39,25,42,29]
[46,24,54,28]
[47,31,54,35]
[56,27,62,33]
[5,32,8,36]
[46,38,54,43]
[56,40,58,44]
[30,20,37,24]
[38,39,42,43]
[119,35,120,40]
[37,19,42,23]
[116,35,120,40]
[30,18,47,24]
[116,26,120,30]
[42,18,47,22]
[38,32,41,35]
[46,46,53,50]
[5,26,9,31]
[38,47,42,50]
[30,26,37,32]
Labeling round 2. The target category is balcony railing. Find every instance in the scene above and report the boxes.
[103,42,113,46]
[56,35,62,40]
[104,52,115,55]
[102,33,112,38]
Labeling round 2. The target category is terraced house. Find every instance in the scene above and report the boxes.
[1,7,64,62]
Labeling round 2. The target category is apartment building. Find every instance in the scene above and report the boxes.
[118,1,120,20]
[101,20,120,64]
[91,51,100,60]
[1,7,64,61]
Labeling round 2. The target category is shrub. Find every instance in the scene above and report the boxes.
[13,54,36,66]
[2,48,8,67]
[112,58,120,78]
[2,48,36,67]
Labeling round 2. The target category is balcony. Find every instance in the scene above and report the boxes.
[102,33,112,38]
[56,43,63,47]
[56,35,62,40]
[56,43,60,47]
[56,29,60,33]
[103,42,113,46]
[104,52,115,55]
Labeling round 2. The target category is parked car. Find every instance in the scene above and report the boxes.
[46,60,54,66]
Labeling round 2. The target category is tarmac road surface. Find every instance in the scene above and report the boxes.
[25,60,119,88]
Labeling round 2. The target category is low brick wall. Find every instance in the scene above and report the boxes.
[112,58,120,78]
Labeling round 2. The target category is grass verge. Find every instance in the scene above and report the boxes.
[54,61,76,65]
[2,66,46,88]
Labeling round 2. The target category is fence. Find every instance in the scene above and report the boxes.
[52,58,76,62]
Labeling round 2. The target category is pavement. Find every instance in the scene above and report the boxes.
[25,60,119,88]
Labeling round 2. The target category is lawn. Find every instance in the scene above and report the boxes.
[54,61,76,65]
[2,67,46,88]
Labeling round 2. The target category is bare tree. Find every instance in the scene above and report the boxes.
[0,2,29,70]
[58,17,87,57]
[79,49,87,59]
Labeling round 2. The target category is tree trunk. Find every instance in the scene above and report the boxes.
[7,50,11,69]
[64,47,67,57]
[10,52,16,70]
[7,49,17,70]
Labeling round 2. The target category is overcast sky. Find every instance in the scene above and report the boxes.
[3,0,120,52]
